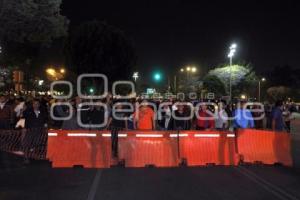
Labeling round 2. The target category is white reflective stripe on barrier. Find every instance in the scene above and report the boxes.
[136,134,163,138]
[227,134,236,137]
[170,134,189,138]
[48,133,58,137]
[118,134,127,137]
[194,134,220,137]
[67,133,97,137]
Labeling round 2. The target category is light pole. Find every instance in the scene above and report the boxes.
[258,77,266,102]
[181,66,197,79]
[178,66,197,93]
[228,43,237,102]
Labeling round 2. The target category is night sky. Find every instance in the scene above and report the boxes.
[62,0,300,77]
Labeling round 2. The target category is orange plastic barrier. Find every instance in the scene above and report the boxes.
[179,131,238,166]
[237,129,293,166]
[47,130,111,168]
[118,131,179,167]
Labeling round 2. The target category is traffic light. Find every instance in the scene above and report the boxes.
[89,87,95,94]
[153,72,162,82]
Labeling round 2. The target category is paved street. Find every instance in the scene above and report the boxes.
[1,120,300,200]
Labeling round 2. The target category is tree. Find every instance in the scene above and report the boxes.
[202,75,226,97]
[65,21,136,83]
[0,0,69,66]
[207,64,258,98]
[267,86,291,102]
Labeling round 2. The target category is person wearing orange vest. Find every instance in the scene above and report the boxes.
[133,100,156,130]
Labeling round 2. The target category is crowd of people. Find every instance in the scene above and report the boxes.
[0,94,298,133]
[0,93,298,161]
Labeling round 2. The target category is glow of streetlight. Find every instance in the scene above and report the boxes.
[180,68,184,72]
[228,43,237,58]
[191,67,197,73]
[46,68,56,76]
[132,72,139,81]
[60,68,65,74]
[186,67,191,71]
[38,80,44,86]
[230,43,237,49]
[262,77,266,82]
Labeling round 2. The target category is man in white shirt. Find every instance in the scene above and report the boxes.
[215,102,229,130]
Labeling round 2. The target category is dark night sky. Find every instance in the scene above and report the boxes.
[61,0,300,77]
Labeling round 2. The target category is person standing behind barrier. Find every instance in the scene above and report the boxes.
[107,103,127,159]
[133,100,156,130]
[158,103,172,130]
[23,99,48,129]
[196,104,215,130]
[168,104,191,130]
[271,100,286,132]
[215,102,229,130]
[22,99,48,163]
[0,95,14,129]
[233,100,254,129]
[283,104,294,133]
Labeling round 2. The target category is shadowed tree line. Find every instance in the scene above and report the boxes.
[0,0,136,92]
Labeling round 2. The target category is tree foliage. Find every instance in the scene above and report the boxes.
[65,20,136,82]
[0,0,69,66]
[202,75,226,97]
[267,86,291,101]
[207,64,258,97]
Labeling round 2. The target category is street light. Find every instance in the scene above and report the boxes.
[38,80,44,86]
[132,72,139,82]
[46,68,56,77]
[228,43,237,102]
[258,77,266,102]
[60,68,65,74]
[191,67,197,73]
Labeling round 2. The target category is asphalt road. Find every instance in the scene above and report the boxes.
[0,120,300,200]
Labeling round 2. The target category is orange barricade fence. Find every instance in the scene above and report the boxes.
[47,130,111,168]
[118,131,179,167]
[46,129,293,168]
[179,131,238,166]
[236,129,293,167]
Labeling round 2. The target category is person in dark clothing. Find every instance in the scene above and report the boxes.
[107,103,127,159]
[271,100,285,132]
[168,104,191,130]
[0,95,14,129]
[23,99,48,129]
[22,99,48,161]
[52,99,69,129]
[88,101,106,130]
